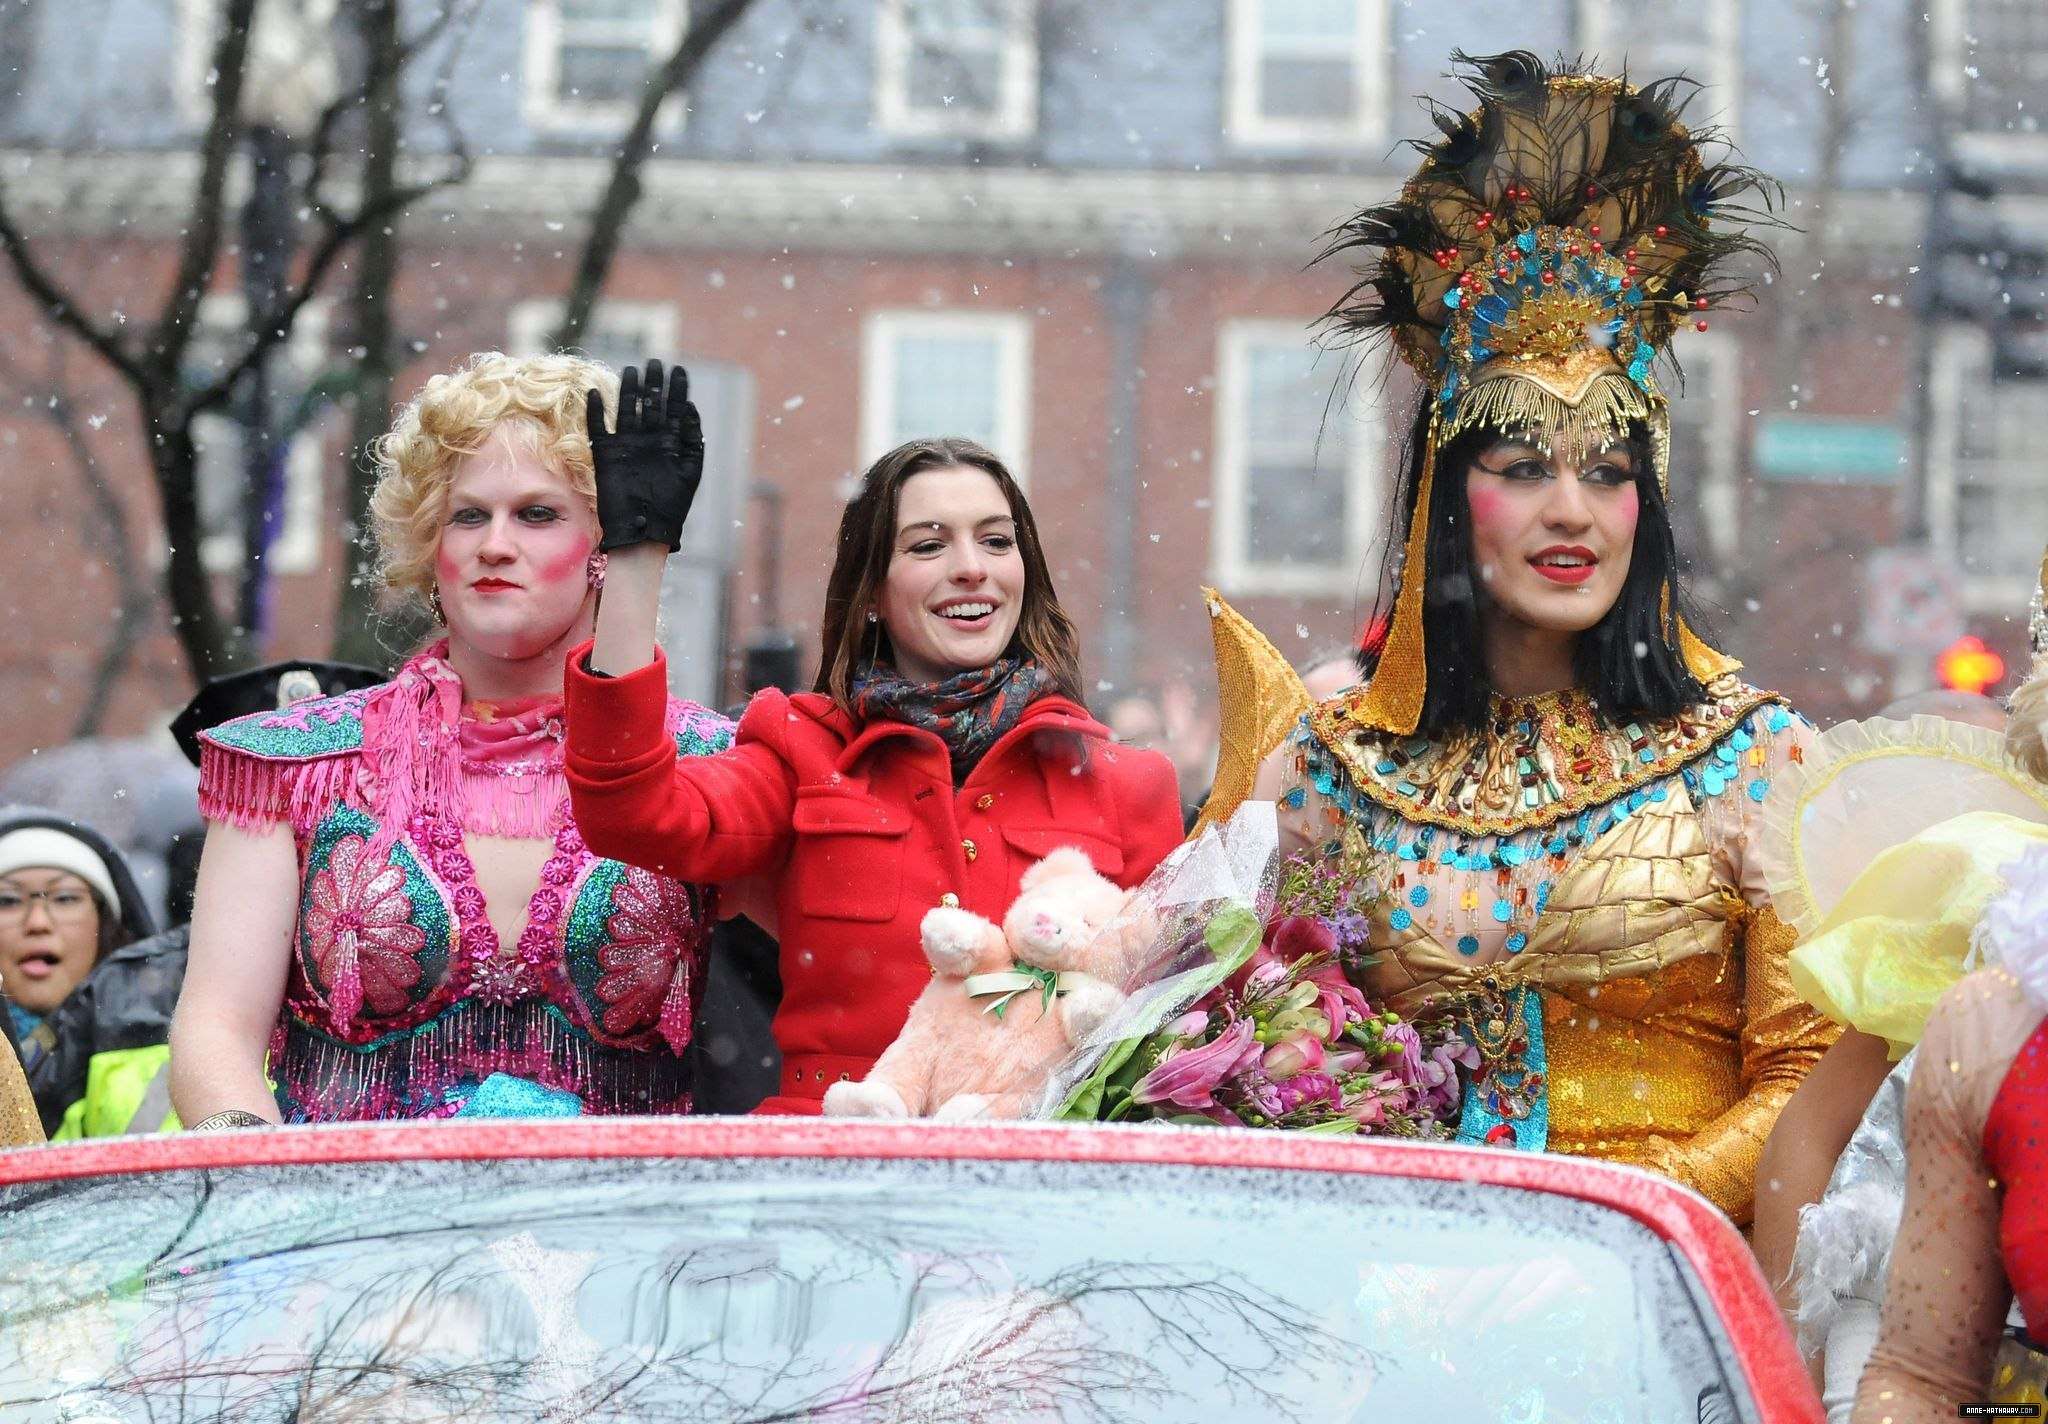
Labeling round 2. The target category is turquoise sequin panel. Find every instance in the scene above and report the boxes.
[1454,985,1550,1153]
[203,690,368,760]
[562,858,627,1012]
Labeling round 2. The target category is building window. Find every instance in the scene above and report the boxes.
[1211,320,1382,595]
[524,0,685,133]
[860,311,1032,479]
[507,299,680,373]
[1225,0,1388,149]
[176,0,341,130]
[1577,0,1741,137]
[1929,325,2048,610]
[1933,0,2048,139]
[183,295,328,576]
[1662,332,1742,588]
[874,0,1037,141]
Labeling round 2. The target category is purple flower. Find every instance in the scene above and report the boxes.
[1131,1017,1260,1109]
[1271,1071,1340,1114]
[1382,1020,1427,1084]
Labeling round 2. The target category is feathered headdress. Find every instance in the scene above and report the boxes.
[1320,51,1782,736]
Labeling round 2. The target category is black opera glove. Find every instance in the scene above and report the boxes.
[586,358,704,553]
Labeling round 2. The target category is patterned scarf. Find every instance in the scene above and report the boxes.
[851,657,1054,783]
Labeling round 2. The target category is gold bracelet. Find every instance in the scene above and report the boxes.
[188,1109,271,1132]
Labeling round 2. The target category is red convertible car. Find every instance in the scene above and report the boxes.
[0,1120,1819,1422]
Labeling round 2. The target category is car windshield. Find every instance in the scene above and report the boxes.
[0,1145,1737,1423]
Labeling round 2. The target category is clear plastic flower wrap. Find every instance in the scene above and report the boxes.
[1036,803,1466,1135]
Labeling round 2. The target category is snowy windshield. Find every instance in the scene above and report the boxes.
[0,1150,1739,1423]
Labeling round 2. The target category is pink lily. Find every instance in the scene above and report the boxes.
[1131,1016,1260,1109]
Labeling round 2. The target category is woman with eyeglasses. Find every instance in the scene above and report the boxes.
[0,809,158,1135]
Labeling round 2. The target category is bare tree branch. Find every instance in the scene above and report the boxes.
[549,0,763,350]
[151,0,261,378]
[0,206,147,387]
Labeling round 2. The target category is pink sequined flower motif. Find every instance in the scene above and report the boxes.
[303,833,428,1027]
[596,868,698,1051]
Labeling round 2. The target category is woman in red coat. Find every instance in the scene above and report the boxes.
[562,363,1184,1114]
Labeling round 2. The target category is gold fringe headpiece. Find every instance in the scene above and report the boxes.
[1319,51,1782,735]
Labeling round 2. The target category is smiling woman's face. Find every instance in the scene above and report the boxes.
[876,466,1028,685]
[1463,436,1642,637]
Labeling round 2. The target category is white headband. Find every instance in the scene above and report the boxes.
[0,828,120,912]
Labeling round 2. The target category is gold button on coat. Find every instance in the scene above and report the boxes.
[962,838,977,862]
[941,893,960,908]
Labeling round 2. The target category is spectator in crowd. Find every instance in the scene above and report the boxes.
[0,808,158,1136]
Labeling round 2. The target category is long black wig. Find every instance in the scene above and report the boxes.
[1361,398,1710,739]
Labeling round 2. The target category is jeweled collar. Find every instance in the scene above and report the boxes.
[1306,674,1785,838]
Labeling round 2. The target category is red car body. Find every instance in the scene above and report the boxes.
[0,1121,1821,1422]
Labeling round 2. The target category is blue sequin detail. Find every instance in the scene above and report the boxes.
[1409,886,1430,908]
[1280,786,1306,810]
[1506,931,1528,953]
[1457,935,1481,957]
[1390,908,1414,931]
[1747,778,1770,803]
[1492,899,1514,924]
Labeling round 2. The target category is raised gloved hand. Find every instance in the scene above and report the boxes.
[585,358,703,552]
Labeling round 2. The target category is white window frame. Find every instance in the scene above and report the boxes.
[1666,329,1743,582]
[859,310,1033,483]
[1577,0,1742,139]
[507,298,681,365]
[874,0,1038,142]
[1927,322,2046,613]
[175,0,341,131]
[523,0,687,134]
[1933,0,2048,161]
[190,294,329,576]
[1210,319,1382,597]
[1224,0,1389,151]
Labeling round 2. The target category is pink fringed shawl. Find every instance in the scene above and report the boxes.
[199,642,573,847]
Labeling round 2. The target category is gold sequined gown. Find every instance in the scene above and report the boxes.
[1251,675,1839,1223]
[1,1031,40,1149]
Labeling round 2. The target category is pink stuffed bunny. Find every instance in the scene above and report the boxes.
[823,847,1145,1120]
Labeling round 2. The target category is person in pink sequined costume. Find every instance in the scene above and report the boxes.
[167,353,733,1126]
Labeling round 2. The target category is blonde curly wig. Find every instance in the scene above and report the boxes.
[368,351,620,612]
[2011,652,2048,784]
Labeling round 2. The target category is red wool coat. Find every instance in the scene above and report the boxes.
[563,644,1186,1114]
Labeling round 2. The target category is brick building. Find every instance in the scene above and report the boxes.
[0,0,2043,776]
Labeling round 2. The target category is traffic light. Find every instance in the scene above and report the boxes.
[1935,635,2007,695]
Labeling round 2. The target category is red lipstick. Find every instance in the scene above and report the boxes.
[1528,546,1598,586]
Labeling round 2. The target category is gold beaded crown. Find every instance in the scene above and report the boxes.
[1319,51,1781,735]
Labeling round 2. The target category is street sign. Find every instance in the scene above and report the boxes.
[1861,546,1967,656]
[1753,417,1906,484]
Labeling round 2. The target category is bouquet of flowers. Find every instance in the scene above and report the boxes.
[1050,827,1473,1136]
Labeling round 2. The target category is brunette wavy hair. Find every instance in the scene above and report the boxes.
[815,437,1084,709]
[1363,398,1708,737]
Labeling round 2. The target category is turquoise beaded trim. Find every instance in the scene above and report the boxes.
[202,690,370,761]
[1295,703,1795,867]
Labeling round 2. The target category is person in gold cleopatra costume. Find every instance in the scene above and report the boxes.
[1202,51,1838,1224]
